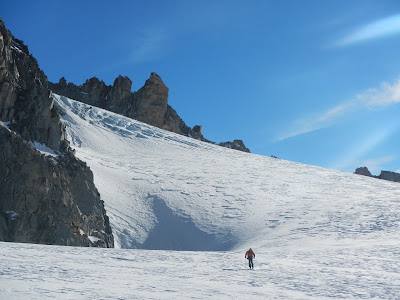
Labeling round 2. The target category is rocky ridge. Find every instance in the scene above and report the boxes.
[354,167,400,183]
[0,17,114,247]
[49,74,250,153]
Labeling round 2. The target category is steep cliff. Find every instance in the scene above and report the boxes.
[0,17,114,247]
[0,125,114,246]
[0,23,68,152]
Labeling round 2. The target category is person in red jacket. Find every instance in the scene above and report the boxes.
[245,248,255,269]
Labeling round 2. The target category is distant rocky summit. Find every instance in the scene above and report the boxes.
[0,17,114,247]
[354,167,372,177]
[354,167,400,183]
[49,74,250,153]
[218,140,250,153]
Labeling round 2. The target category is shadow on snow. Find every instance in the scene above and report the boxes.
[137,195,237,251]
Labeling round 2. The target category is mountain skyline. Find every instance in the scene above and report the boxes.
[2,1,400,173]
[2,11,400,298]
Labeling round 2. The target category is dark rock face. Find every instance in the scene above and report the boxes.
[354,167,373,177]
[0,19,68,152]
[0,17,114,247]
[0,126,114,246]
[164,105,191,137]
[132,72,169,128]
[108,75,133,111]
[354,167,400,183]
[49,74,251,153]
[378,171,400,183]
[219,140,250,153]
[191,125,205,140]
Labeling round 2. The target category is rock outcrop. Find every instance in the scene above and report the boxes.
[0,125,114,246]
[354,167,372,177]
[378,171,400,183]
[354,167,400,183]
[0,17,114,247]
[0,22,68,152]
[49,74,251,153]
[219,140,250,153]
[132,73,169,128]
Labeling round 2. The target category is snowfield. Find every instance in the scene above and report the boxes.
[2,240,399,299]
[1,94,400,299]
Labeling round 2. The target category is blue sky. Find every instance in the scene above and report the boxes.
[2,0,400,174]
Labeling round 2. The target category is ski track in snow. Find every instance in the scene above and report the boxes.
[2,94,400,298]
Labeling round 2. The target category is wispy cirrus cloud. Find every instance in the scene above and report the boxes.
[276,78,400,142]
[130,27,170,64]
[276,102,355,141]
[333,147,397,173]
[358,79,400,107]
[333,14,400,47]
[128,2,244,65]
[361,156,397,174]
[328,122,399,172]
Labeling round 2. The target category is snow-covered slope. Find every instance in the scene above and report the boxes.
[3,239,399,299]
[2,94,400,299]
[54,94,400,252]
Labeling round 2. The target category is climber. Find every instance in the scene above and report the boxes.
[245,248,255,269]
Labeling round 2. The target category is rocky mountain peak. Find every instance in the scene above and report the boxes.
[106,75,132,110]
[85,76,102,86]
[149,72,163,82]
[58,77,67,88]
[82,77,107,93]
[219,140,250,153]
[0,17,68,152]
[114,75,132,91]
[191,125,203,140]
[133,72,169,128]
[134,72,166,96]
[354,167,372,177]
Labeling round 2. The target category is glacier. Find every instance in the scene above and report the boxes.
[1,93,400,299]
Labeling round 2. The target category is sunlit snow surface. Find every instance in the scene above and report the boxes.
[2,240,400,299]
[1,94,400,299]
